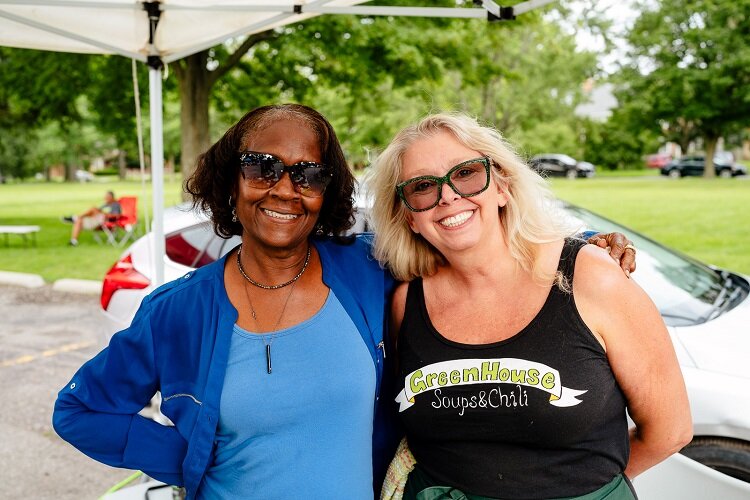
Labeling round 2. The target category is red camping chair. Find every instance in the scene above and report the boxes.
[94,196,138,247]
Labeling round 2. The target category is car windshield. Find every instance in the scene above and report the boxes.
[562,203,747,327]
[557,154,576,164]
[714,151,734,164]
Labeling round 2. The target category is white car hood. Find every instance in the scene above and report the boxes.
[674,285,750,380]
[160,203,209,233]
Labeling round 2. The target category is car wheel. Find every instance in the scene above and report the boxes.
[681,437,750,483]
[719,169,733,179]
[668,169,681,179]
[566,169,578,180]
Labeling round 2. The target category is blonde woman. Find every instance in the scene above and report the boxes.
[368,114,692,499]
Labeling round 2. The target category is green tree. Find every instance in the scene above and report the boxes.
[169,0,611,184]
[211,6,464,165]
[87,56,150,179]
[392,15,597,159]
[618,0,750,177]
[216,5,599,164]
[0,0,615,184]
[581,111,661,170]
[0,126,31,180]
[0,48,148,180]
[0,48,87,180]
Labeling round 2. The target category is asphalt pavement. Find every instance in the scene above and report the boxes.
[0,283,134,499]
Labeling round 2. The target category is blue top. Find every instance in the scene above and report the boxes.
[198,291,375,499]
[100,200,122,215]
[52,236,400,499]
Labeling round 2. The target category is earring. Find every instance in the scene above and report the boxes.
[229,196,238,222]
[315,224,325,236]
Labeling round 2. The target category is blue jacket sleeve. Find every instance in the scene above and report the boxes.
[52,296,187,486]
[577,229,599,241]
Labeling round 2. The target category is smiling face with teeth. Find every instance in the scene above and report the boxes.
[400,130,508,256]
[235,117,325,254]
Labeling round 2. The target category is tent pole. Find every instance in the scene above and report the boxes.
[149,65,165,287]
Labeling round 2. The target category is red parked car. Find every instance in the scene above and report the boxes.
[646,153,672,169]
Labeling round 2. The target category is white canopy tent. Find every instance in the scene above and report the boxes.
[0,0,556,286]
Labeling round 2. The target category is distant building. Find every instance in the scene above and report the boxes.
[574,80,617,122]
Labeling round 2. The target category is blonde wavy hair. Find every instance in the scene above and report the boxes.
[366,113,575,283]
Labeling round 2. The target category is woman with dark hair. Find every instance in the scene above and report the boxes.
[186,104,356,239]
[53,104,398,499]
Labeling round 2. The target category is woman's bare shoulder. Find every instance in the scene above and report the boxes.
[573,243,630,295]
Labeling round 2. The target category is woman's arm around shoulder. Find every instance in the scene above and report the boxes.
[390,281,409,349]
[573,244,693,479]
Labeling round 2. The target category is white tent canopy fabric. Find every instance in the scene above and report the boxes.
[0,1,553,60]
[0,0,556,285]
[0,0,371,62]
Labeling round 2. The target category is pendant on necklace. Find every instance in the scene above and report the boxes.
[266,344,272,374]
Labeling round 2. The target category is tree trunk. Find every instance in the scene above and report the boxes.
[64,129,76,182]
[675,117,694,155]
[679,127,694,155]
[65,163,76,182]
[172,32,275,201]
[118,149,127,180]
[177,51,212,201]
[703,135,718,179]
[64,148,76,182]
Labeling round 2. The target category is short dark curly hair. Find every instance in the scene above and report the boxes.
[185,104,355,239]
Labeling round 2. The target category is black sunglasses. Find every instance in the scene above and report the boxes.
[396,157,492,212]
[239,151,333,197]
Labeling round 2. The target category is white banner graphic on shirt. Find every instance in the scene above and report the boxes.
[395,358,587,412]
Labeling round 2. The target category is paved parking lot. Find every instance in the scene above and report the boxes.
[0,284,134,499]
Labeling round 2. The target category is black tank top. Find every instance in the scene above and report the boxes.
[396,238,629,499]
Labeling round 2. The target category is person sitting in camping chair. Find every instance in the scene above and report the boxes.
[62,190,122,246]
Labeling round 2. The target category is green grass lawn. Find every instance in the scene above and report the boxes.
[0,179,184,282]
[1,174,748,282]
[593,168,661,178]
[550,176,750,274]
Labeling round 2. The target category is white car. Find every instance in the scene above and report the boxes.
[75,169,95,182]
[99,201,750,492]
[100,200,369,336]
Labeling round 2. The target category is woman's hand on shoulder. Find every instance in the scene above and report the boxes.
[574,244,692,479]
[586,232,636,277]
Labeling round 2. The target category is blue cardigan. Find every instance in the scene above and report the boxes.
[53,235,399,498]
